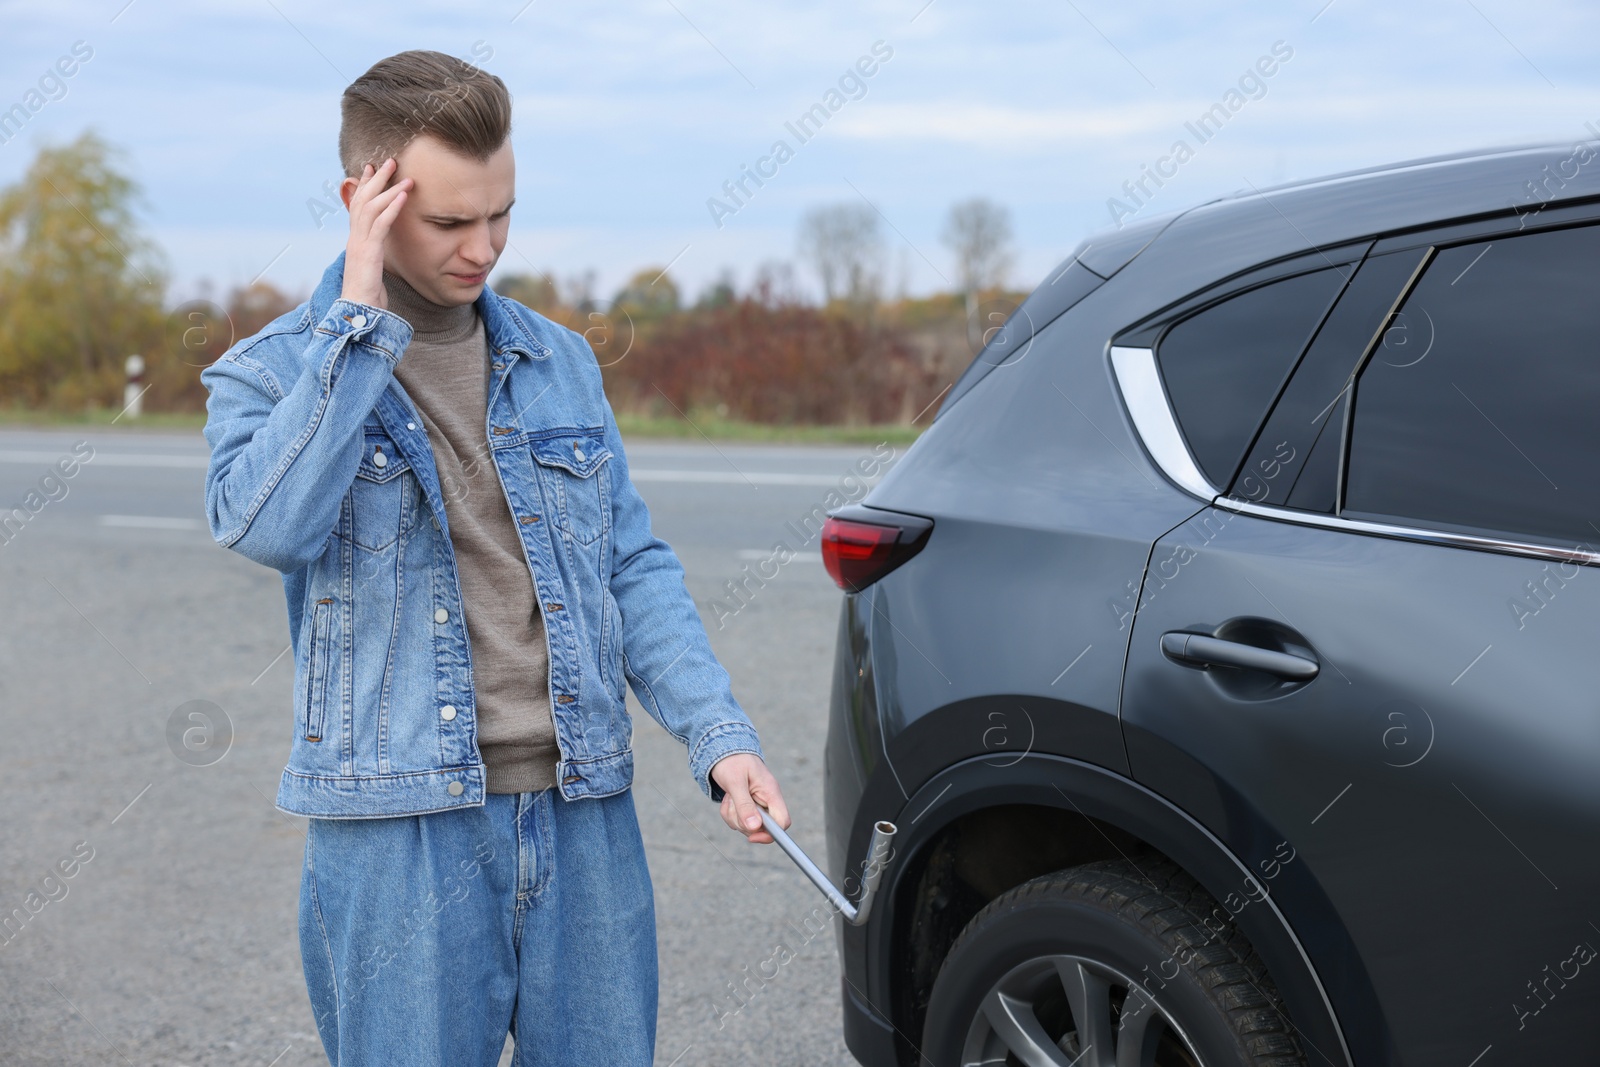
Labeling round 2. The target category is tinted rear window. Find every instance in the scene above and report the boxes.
[1157,268,1348,488]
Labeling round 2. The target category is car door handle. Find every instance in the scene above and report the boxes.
[1160,631,1320,681]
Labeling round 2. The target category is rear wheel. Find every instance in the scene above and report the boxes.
[919,858,1307,1067]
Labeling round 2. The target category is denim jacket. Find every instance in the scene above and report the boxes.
[200,251,764,819]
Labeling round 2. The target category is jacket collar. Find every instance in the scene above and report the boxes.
[309,250,552,362]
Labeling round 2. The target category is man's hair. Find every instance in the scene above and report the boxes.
[339,50,511,177]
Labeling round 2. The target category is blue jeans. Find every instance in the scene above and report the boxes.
[298,787,658,1066]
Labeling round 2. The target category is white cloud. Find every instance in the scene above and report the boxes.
[829,101,1179,144]
[7,0,1600,302]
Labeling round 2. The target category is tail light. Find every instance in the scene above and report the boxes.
[820,506,934,592]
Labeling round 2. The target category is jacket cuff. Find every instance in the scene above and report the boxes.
[690,721,765,802]
[316,298,413,366]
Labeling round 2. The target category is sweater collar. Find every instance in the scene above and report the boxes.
[308,250,554,361]
[380,267,478,343]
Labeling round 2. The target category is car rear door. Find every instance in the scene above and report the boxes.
[1119,220,1600,1066]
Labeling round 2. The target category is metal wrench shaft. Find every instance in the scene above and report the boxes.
[758,810,897,927]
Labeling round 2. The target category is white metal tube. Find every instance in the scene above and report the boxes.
[759,810,896,926]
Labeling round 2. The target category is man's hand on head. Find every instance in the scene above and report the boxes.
[339,156,412,310]
[711,753,790,844]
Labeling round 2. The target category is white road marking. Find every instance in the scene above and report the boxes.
[0,450,207,468]
[99,515,203,530]
[737,549,822,562]
[631,469,869,486]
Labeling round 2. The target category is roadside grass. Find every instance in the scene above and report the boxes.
[0,406,211,431]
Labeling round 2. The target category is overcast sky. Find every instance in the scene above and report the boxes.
[3,0,1599,306]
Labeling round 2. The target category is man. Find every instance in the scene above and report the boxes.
[200,50,789,1066]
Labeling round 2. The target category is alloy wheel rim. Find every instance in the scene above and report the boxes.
[956,953,1204,1067]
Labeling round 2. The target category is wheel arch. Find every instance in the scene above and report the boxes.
[847,753,1375,1067]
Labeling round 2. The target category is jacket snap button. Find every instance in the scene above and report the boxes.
[434,608,449,624]
[350,313,367,328]
[373,450,387,468]
[407,422,416,431]
[440,705,457,721]
[574,446,586,462]
[447,781,464,796]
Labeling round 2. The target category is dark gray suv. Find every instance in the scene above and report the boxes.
[819,143,1600,1067]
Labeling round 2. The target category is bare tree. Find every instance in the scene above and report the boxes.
[942,198,1015,347]
[750,259,801,308]
[561,269,599,314]
[797,203,885,306]
[942,197,1014,293]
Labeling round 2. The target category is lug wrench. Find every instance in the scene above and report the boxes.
[757,810,897,926]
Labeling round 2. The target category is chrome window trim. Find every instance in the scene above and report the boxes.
[1107,345,1217,501]
[1216,496,1600,568]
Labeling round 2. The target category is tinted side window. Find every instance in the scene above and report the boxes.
[1345,224,1600,548]
[1230,249,1428,510]
[1157,268,1348,488]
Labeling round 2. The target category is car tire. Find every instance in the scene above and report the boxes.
[918,857,1307,1067]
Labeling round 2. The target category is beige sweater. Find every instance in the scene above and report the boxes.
[385,268,559,794]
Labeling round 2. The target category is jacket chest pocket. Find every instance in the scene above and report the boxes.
[347,426,420,552]
[529,431,612,546]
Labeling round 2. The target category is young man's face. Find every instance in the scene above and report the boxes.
[342,132,515,307]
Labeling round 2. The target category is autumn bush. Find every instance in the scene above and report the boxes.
[600,296,938,426]
[142,282,300,413]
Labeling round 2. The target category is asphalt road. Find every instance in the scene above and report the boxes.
[0,426,901,1067]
